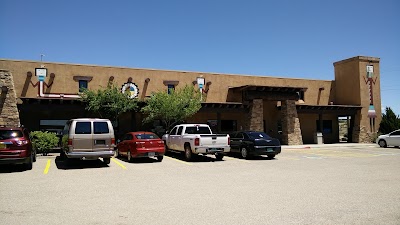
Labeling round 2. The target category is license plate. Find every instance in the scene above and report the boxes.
[267,148,274,152]
[0,143,5,149]
[95,140,106,145]
[148,152,155,157]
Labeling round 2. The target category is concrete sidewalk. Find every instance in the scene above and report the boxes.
[281,143,377,150]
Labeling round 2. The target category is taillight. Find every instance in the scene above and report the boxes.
[15,140,29,146]
[135,142,145,148]
[111,138,115,145]
[194,138,200,146]
[68,139,72,146]
[228,136,230,145]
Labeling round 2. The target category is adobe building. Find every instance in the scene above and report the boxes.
[0,56,381,145]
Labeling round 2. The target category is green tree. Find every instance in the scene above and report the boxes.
[30,131,59,156]
[79,84,138,121]
[141,85,202,131]
[379,107,400,134]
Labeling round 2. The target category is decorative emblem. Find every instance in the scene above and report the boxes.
[364,65,377,118]
[121,82,139,99]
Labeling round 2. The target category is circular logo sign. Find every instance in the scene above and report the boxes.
[121,82,139,99]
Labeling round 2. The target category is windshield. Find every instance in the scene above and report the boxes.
[248,132,270,139]
[0,130,24,140]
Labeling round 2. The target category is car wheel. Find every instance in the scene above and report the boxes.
[127,151,133,162]
[267,154,275,159]
[103,158,111,164]
[33,151,37,162]
[241,147,249,159]
[378,140,387,148]
[157,155,164,162]
[114,148,119,158]
[164,142,169,154]
[25,153,33,170]
[184,145,193,161]
[215,153,224,161]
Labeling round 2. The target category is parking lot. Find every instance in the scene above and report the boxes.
[1,144,400,225]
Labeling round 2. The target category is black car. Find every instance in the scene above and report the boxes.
[229,131,281,159]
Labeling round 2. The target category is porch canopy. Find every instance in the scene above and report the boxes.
[279,104,362,116]
[229,85,308,101]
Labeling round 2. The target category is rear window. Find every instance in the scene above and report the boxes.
[75,122,91,134]
[135,134,159,139]
[184,126,212,134]
[0,130,24,140]
[94,122,109,134]
[248,132,270,139]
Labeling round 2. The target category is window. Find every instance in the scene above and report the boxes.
[221,120,237,132]
[0,130,23,140]
[297,91,305,101]
[184,126,212,134]
[391,131,400,136]
[177,126,183,135]
[247,132,271,139]
[169,127,178,135]
[135,134,159,139]
[94,122,109,134]
[79,80,88,92]
[75,122,91,134]
[167,84,175,94]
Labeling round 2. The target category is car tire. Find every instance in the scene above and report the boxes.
[33,151,37,162]
[184,145,193,161]
[241,147,249,159]
[114,148,120,158]
[378,140,387,148]
[215,153,224,161]
[103,158,111,164]
[164,142,169,154]
[157,155,164,162]
[267,154,275,159]
[25,154,33,170]
[127,151,133,162]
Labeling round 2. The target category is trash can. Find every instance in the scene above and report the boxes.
[314,132,324,144]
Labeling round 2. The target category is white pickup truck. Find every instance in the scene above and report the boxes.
[162,124,230,161]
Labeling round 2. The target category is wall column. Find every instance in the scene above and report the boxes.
[351,111,370,143]
[247,99,263,131]
[281,100,303,145]
[0,70,20,127]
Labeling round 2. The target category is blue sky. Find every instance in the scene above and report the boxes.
[1,0,399,114]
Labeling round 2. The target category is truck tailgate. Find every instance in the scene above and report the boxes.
[199,134,229,146]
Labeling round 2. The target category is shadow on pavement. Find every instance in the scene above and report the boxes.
[0,164,30,173]
[227,153,276,161]
[55,156,109,170]
[116,156,160,164]
[165,151,225,163]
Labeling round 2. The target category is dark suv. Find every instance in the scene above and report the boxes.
[0,127,35,170]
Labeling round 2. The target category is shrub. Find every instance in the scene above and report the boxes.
[30,131,59,156]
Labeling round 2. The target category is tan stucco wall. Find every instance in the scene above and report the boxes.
[0,59,334,105]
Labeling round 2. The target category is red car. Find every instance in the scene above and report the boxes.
[0,127,35,170]
[116,132,165,162]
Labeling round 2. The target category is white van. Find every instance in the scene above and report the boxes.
[61,118,115,164]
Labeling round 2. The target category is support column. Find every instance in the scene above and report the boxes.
[0,70,20,127]
[247,99,263,131]
[351,111,370,143]
[281,100,303,145]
